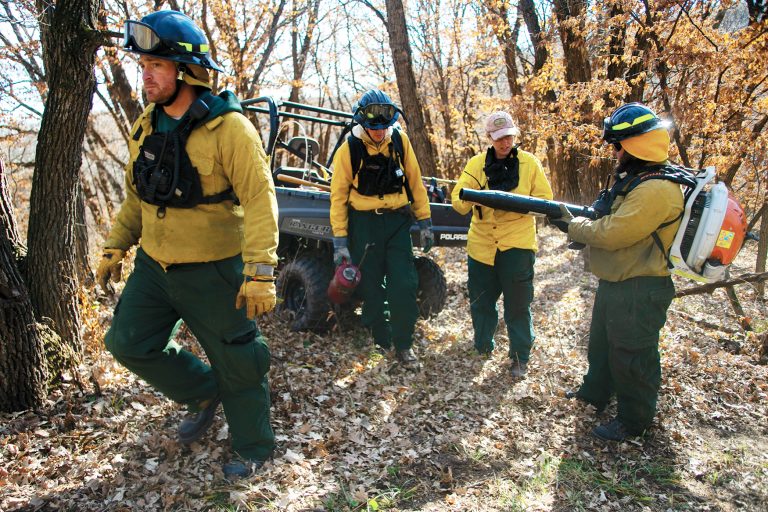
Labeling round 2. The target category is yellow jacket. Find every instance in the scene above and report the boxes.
[451,149,553,265]
[105,100,278,271]
[568,175,683,282]
[329,125,431,237]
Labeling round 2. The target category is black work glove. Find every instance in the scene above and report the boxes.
[550,204,574,233]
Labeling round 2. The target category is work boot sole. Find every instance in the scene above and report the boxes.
[178,398,221,445]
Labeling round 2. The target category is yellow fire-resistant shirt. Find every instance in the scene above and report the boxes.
[330,125,431,237]
[451,149,554,265]
[105,101,278,271]
[568,174,684,282]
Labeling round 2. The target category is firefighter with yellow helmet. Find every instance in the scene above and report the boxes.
[97,10,277,478]
[555,103,683,441]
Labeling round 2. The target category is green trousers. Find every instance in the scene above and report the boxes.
[104,248,275,460]
[467,249,535,361]
[348,209,418,351]
[577,276,675,433]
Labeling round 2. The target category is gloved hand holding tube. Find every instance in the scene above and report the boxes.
[550,204,574,233]
[457,188,593,250]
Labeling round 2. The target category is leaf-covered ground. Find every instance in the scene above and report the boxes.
[2,226,767,511]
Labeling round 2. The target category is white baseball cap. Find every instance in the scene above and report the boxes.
[485,111,520,141]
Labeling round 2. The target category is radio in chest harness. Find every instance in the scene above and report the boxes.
[132,97,236,217]
[348,129,413,202]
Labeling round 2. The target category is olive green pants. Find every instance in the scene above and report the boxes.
[467,249,535,361]
[577,276,675,433]
[104,248,275,460]
[348,209,418,351]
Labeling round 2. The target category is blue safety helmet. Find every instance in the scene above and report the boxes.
[352,89,402,130]
[602,103,669,144]
[123,10,224,72]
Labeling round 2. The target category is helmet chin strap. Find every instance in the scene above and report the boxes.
[157,64,187,108]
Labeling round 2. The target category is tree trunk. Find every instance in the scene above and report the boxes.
[484,0,522,97]
[288,0,320,105]
[519,0,549,75]
[519,0,556,104]
[0,159,48,412]
[552,0,592,84]
[27,0,101,360]
[74,180,92,286]
[384,0,439,178]
[757,199,768,299]
[548,0,598,203]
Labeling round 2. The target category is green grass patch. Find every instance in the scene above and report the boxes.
[557,455,682,508]
[492,452,561,510]
[320,480,418,511]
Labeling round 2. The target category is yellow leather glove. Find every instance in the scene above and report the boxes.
[96,248,125,293]
[235,277,276,318]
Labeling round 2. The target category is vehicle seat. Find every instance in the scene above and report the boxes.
[286,136,320,162]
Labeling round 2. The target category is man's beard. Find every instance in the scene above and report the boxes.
[614,151,644,177]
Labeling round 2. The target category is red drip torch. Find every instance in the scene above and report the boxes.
[327,243,372,304]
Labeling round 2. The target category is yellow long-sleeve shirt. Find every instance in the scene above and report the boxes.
[105,100,278,271]
[451,148,553,265]
[568,176,683,282]
[329,125,430,237]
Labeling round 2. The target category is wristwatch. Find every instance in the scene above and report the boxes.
[253,264,274,277]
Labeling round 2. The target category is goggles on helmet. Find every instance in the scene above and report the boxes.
[124,20,210,56]
[124,21,165,52]
[358,103,397,126]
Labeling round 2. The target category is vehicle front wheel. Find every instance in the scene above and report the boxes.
[276,255,333,332]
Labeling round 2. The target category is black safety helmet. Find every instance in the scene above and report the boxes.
[123,10,224,72]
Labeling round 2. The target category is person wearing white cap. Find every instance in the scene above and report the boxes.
[451,111,553,378]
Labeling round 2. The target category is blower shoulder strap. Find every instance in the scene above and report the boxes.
[623,164,700,268]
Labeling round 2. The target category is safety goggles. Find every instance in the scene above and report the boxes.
[124,20,165,52]
[358,103,397,125]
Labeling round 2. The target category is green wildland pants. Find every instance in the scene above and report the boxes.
[577,276,675,433]
[104,248,275,460]
[467,249,535,361]
[348,209,418,351]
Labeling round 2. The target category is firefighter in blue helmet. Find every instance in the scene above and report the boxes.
[555,103,683,441]
[99,10,277,479]
[329,89,433,368]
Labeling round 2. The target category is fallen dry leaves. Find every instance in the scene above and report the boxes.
[2,227,767,511]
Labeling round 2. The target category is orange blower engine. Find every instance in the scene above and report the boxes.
[327,260,362,305]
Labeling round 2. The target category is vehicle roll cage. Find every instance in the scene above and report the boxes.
[241,96,354,172]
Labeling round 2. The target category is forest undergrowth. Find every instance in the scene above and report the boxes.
[1,227,767,511]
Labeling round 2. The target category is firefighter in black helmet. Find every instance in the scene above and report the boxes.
[99,10,277,479]
[554,103,683,441]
